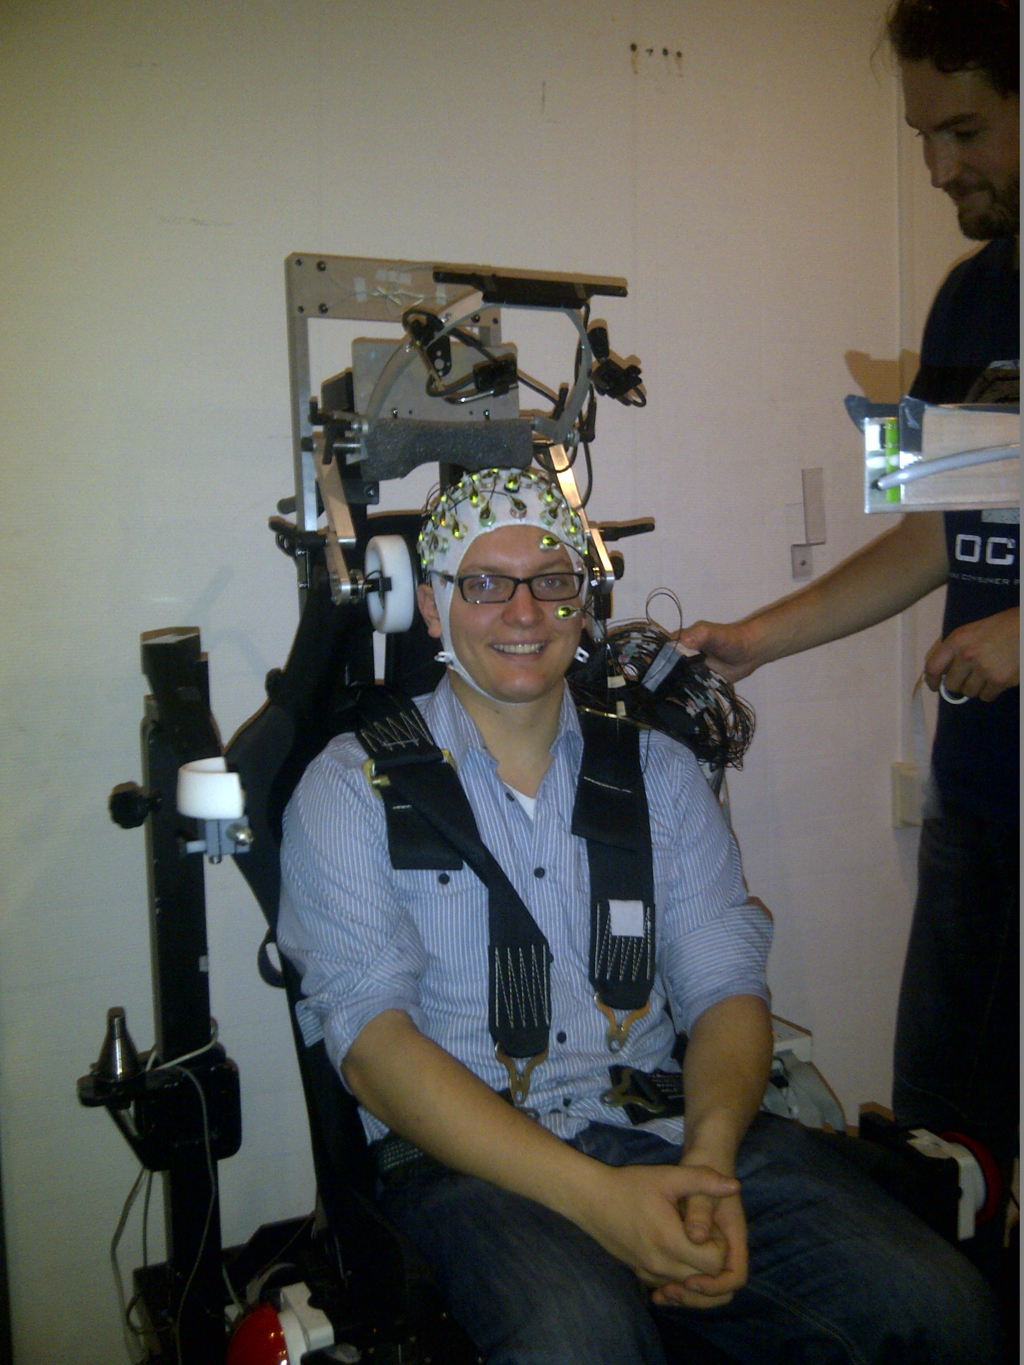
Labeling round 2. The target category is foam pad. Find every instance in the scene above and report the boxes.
[361,418,534,480]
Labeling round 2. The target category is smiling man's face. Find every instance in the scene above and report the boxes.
[901,59,1020,240]
[419,523,584,709]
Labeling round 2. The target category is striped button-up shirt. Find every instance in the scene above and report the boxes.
[278,676,772,1144]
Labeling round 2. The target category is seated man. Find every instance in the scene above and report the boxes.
[277,467,1000,1364]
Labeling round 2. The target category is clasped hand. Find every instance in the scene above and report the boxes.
[582,1160,747,1311]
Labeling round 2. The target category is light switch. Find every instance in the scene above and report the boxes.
[802,467,826,545]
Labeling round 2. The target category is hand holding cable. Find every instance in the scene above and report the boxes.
[924,606,1019,703]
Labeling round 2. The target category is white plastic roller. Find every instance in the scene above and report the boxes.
[176,757,244,820]
[364,534,417,633]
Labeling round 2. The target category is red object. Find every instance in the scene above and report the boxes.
[941,1131,1003,1227]
[226,1302,290,1365]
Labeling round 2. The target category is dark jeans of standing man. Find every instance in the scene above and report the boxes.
[893,805,1019,1330]
[893,808,1019,1169]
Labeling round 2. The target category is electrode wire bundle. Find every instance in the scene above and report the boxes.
[568,597,755,787]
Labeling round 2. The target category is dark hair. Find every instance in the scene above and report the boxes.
[886,0,1019,95]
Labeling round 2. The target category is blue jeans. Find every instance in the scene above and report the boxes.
[379,1113,1001,1364]
[893,809,1019,1183]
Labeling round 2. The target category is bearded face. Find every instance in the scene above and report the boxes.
[901,60,1020,241]
[953,167,1019,240]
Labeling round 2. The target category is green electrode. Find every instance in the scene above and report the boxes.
[881,416,901,504]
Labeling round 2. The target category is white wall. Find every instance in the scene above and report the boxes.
[0,2,970,1359]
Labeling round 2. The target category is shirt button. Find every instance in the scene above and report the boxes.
[533,866,545,878]
[438,873,450,885]
[556,1031,567,1044]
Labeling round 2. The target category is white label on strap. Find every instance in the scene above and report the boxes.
[609,900,645,938]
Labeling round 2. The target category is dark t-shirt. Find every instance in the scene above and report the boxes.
[909,238,1019,822]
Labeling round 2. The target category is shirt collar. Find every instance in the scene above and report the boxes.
[422,673,583,773]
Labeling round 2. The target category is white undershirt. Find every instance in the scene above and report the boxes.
[507,786,536,819]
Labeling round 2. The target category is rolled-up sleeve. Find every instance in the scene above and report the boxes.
[276,739,429,1080]
[645,733,773,1035]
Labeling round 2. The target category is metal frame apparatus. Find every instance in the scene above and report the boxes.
[282,256,648,609]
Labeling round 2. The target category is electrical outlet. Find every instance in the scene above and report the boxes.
[790,544,813,580]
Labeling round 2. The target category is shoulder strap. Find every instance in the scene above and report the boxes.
[356,686,552,1099]
[573,710,656,1049]
[356,685,463,871]
[356,688,657,1085]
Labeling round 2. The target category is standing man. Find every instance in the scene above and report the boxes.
[278,466,1000,1363]
[680,0,1018,1255]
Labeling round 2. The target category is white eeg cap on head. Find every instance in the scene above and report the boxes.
[417,466,588,697]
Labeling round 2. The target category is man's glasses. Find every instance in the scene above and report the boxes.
[436,570,586,605]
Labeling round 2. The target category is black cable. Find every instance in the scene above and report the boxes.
[111,1166,150,1365]
[447,323,564,409]
[141,1169,153,1270]
[568,619,755,774]
[235,1212,317,1308]
[105,1028,226,1365]
[168,1066,218,1365]
[515,371,560,403]
[577,438,594,507]
[421,323,558,408]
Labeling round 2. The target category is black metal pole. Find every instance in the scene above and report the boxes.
[137,630,231,1363]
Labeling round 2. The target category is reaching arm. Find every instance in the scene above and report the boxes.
[678,513,949,681]
[651,993,774,1310]
[342,1008,742,1288]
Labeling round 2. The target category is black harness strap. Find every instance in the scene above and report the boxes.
[573,709,656,1050]
[356,687,656,1094]
[356,688,463,872]
[357,687,552,1100]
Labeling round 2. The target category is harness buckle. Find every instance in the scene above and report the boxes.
[600,1064,686,1124]
[601,1066,665,1113]
[362,749,456,793]
[594,994,650,1052]
[362,756,388,790]
[494,1044,548,1106]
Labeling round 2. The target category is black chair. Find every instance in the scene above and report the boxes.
[106,526,966,1363]
[222,510,743,1363]
[222,515,477,1350]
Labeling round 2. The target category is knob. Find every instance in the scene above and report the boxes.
[109,783,160,829]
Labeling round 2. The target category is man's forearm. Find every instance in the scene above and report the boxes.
[681,994,774,1171]
[343,1009,590,1213]
[647,993,773,1306]
[744,513,949,669]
